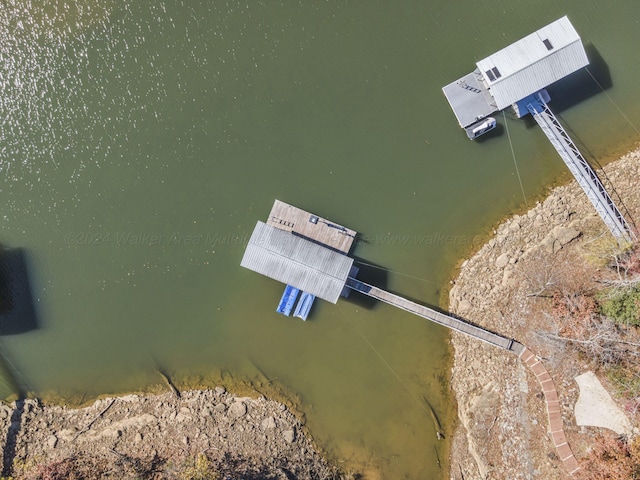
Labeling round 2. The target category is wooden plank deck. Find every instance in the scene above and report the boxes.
[346,277,521,352]
[267,199,357,254]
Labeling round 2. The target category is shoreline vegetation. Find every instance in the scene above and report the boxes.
[447,144,640,479]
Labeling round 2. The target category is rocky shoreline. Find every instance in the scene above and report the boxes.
[447,147,640,479]
[0,387,339,479]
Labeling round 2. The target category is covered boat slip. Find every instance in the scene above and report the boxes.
[241,220,354,305]
[442,16,589,135]
[475,15,588,110]
[241,200,357,320]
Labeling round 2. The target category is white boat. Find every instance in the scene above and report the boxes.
[467,117,496,140]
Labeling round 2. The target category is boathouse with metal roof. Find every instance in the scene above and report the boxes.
[241,220,354,304]
[476,16,588,110]
[240,200,525,351]
[442,16,589,130]
[441,16,635,244]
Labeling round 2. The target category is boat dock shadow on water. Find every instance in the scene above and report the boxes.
[0,248,40,336]
[0,247,39,476]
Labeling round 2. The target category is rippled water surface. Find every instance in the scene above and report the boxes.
[1,1,639,477]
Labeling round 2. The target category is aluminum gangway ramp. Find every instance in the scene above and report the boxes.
[346,277,524,354]
[526,96,635,244]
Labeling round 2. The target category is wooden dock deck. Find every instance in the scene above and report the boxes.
[346,277,524,353]
[267,199,357,254]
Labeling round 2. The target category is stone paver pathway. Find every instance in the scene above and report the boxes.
[519,347,580,476]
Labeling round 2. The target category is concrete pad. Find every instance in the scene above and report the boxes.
[574,371,633,436]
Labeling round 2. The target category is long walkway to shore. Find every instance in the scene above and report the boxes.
[346,276,581,476]
[346,277,523,352]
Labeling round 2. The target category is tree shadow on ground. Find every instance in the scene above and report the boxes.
[1,396,25,477]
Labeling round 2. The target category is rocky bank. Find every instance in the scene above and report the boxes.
[448,147,640,479]
[0,387,339,479]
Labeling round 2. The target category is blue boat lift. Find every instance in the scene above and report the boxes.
[293,292,316,321]
[276,285,315,321]
[276,285,299,316]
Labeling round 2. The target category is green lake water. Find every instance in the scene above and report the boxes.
[1,1,640,478]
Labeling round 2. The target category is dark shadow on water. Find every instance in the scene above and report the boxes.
[343,255,388,311]
[545,43,611,114]
[0,247,38,475]
[0,248,40,335]
[503,44,611,131]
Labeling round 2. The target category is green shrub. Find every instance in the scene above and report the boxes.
[179,454,217,480]
[599,287,640,326]
[606,365,640,400]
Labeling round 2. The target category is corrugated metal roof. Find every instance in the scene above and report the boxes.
[476,16,589,109]
[240,221,353,303]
